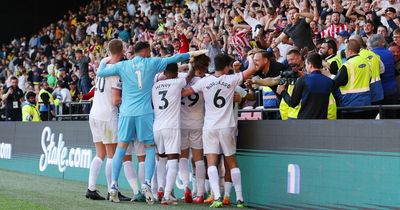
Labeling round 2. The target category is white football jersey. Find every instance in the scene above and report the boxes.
[191,73,243,129]
[179,73,205,129]
[152,77,187,130]
[89,64,121,121]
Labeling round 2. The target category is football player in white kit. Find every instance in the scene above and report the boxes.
[86,39,137,202]
[152,63,196,205]
[182,53,257,208]
[179,54,210,203]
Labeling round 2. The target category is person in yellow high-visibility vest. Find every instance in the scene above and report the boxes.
[320,39,340,75]
[278,53,337,119]
[350,35,384,104]
[38,81,55,121]
[22,92,41,122]
[323,39,372,119]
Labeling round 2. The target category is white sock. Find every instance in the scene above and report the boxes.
[224,182,232,197]
[231,168,243,201]
[105,158,112,192]
[164,159,178,200]
[207,166,221,200]
[205,179,210,194]
[123,161,139,194]
[179,158,190,188]
[88,156,103,191]
[156,157,167,190]
[195,160,206,196]
[138,161,145,185]
[151,166,158,194]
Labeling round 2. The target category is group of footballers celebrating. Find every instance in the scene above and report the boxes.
[85,38,258,208]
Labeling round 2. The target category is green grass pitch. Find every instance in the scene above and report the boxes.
[0,169,252,210]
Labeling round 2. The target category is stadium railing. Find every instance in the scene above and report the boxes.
[238,105,400,120]
[54,101,92,120]
[53,103,400,121]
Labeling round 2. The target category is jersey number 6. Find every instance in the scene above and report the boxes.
[213,89,226,108]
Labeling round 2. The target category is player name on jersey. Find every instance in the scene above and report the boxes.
[205,80,232,90]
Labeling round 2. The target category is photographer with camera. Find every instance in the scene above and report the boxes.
[277,48,304,120]
[277,53,335,119]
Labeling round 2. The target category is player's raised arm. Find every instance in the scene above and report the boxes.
[181,87,195,97]
[153,50,209,73]
[97,57,124,77]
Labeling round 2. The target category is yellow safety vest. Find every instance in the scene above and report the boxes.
[359,49,381,83]
[280,85,337,120]
[340,56,371,95]
[279,85,301,120]
[22,104,41,122]
[38,89,54,105]
[327,55,341,66]
[333,50,346,69]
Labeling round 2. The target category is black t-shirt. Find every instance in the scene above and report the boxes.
[254,60,286,93]
[3,87,24,119]
[283,19,315,50]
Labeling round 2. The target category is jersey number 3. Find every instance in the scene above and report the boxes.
[158,90,169,110]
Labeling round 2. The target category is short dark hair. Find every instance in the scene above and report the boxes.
[255,50,272,60]
[165,63,178,74]
[288,7,299,13]
[26,91,36,99]
[57,80,65,88]
[377,25,388,32]
[134,41,150,53]
[214,54,233,71]
[192,54,210,71]
[10,76,18,81]
[324,39,337,54]
[75,49,83,54]
[287,47,301,56]
[306,52,323,69]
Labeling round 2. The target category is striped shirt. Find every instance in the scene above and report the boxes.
[321,23,347,39]
[229,30,250,60]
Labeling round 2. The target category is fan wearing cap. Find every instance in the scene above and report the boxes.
[22,91,40,122]
[380,7,398,34]
[337,30,351,51]
[373,0,400,16]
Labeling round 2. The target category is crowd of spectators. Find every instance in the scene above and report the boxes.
[1,0,400,121]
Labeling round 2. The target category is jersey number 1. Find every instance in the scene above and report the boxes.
[135,70,142,89]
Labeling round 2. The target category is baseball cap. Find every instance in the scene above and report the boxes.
[336,30,351,38]
[386,7,396,13]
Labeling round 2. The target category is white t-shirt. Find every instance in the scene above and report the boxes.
[191,73,243,130]
[381,1,400,14]
[89,64,121,121]
[180,73,205,129]
[152,77,187,130]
